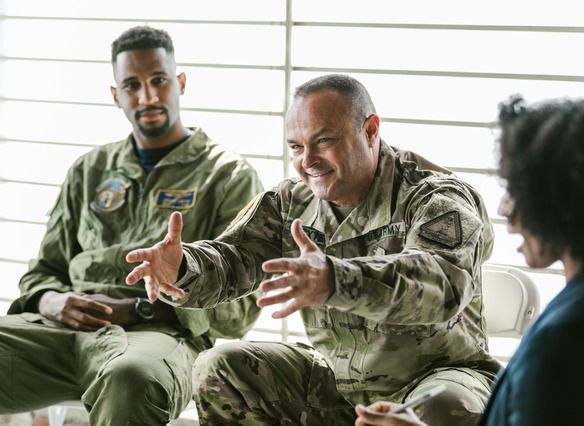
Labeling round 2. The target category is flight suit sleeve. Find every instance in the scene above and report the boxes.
[7,166,82,314]
[170,191,284,309]
[325,181,493,324]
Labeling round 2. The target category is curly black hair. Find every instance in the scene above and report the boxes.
[111,26,174,63]
[498,95,584,261]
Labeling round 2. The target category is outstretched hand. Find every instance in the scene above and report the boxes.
[125,211,187,302]
[257,219,333,318]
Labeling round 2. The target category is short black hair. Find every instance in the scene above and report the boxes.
[111,26,174,63]
[498,95,584,261]
[293,74,377,126]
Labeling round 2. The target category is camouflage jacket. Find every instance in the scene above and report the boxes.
[9,128,263,340]
[176,141,501,401]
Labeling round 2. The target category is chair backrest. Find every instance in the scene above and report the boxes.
[482,265,541,338]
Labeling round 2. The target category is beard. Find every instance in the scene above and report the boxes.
[135,107,171,138]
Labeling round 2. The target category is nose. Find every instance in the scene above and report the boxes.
[138,85,159,106]
[498,193,514,218]
[301,145,319,170]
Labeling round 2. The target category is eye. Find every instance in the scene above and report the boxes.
[317,137,335,144]
[152,76,167,85]
[123,81,140,91]
[288,144,303,153]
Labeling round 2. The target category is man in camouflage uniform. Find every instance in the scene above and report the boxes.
[126,74,501,425]
[0,26,262,425]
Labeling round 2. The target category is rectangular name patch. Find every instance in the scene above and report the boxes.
[365,222,406,244]
[301,225,326,249]
[155,189,197,209]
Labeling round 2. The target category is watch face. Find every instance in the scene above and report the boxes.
[136,298,155,320]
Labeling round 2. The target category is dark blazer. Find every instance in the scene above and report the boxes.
[480,272,584,425]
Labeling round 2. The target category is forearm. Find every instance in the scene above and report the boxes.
[9,267,73,314]
[172,240,266,309]
[326,250,475,324]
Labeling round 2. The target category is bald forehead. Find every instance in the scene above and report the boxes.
[287,90,354,123]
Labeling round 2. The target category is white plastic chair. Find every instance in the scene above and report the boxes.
[47,399,198,426]
[482,264,540,338]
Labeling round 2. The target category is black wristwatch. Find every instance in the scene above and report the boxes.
[134,297,155,321]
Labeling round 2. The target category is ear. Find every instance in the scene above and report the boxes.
[110,86,120,108]
[177,72,186,95]
[364,114,380,147]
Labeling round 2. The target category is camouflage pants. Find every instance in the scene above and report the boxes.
[192,341,494,426]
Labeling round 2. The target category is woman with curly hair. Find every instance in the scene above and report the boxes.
[355,96,584,425]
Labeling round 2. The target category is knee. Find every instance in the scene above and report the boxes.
[98,356,172,407]
[412,381,485,426]
[192,342,250,389]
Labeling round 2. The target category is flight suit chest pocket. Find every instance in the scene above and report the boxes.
[78,207,124,250]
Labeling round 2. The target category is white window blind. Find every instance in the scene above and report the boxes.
[1,0,580,352]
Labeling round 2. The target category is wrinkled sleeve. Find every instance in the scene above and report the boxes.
[171,191,284,309]
[191,163,265,338]
[326,183,493,324]
[8,167,81,314]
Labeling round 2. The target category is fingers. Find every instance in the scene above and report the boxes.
[126,248,154,265]
[159,282,186,300]
[365,401,394,415]
[126,261,151,285]
[144,277,185,303]
[257,286,293,308]
[76,298,113,316]
[290,219,318,253]
[144,276,159,302]
[259,273,294,292]
[262,258,301,274]
[166,211,183,245]
[70,310,112,330]
[354,406,388,426]
[271,298,300,319]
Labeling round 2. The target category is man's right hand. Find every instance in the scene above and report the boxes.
[125,211,186,302]
[38,290,113,331]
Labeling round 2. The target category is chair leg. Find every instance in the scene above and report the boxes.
[47,405,68,426]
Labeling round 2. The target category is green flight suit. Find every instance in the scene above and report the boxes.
[0,128,263,425]
[173,142,502,425]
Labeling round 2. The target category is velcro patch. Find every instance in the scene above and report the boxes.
[301,226,326,250]
[418,210,462,248]
[229,192,263,227]
[91,178,130,212]
[155,189,196,209]
[365,222,406,244]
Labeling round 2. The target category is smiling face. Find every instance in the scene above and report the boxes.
[286,90,380,207]
[111,47,186,148]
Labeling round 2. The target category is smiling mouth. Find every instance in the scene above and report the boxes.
[306,170,333,179]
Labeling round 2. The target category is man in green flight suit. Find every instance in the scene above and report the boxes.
[0,26,262,425]
[126,74,501,425]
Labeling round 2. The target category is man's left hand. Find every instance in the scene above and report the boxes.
[258,219,334,318]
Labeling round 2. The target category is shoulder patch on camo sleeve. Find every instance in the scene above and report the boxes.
[229,192,264,226]
[418,210,462,248]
